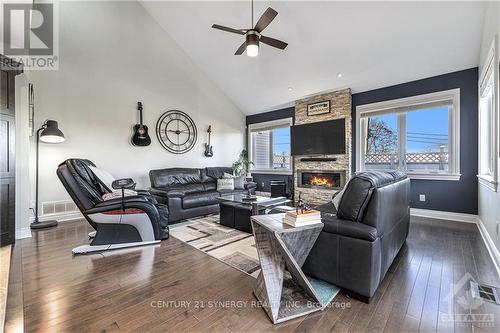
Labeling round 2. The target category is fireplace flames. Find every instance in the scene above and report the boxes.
[309,175,335,188]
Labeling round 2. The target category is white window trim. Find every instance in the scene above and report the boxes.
[247,117,293,175]
[478,36,498,192]
[355,89,461,181]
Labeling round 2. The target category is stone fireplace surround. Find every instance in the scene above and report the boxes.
[294,89,352,206]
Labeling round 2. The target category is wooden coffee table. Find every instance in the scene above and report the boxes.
[251,214,339,324]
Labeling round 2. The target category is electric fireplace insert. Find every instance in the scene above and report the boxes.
[298,170,346,190]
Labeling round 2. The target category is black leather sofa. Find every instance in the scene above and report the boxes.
[149,167,256,223]
[303,171,410,303]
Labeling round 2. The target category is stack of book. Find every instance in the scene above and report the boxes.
[283,210,322,227]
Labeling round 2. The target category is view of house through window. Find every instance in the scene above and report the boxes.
[406,106,450,172]
[249,121,291,172]
[359,90,459,179]
[363,106,451,172]
[364,113,398,169]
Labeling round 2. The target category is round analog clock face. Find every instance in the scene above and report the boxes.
[156,110,197,154]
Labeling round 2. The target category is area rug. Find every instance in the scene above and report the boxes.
[169,215,261,278]
[170,215,341,306]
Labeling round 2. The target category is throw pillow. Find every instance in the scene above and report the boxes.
[217,178,234,191]
[222,172,245,190]
[332,182,348,210]
[89,166,116,190]
[233,175,245,190]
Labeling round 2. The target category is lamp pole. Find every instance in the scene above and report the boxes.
[31,120,64,229]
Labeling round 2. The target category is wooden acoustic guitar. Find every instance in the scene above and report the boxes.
[132,102,151,146]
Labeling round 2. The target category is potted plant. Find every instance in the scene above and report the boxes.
[233,150,254,176]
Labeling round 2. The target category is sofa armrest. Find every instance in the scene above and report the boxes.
[244,181,257,190]
[322,215,378,241]
[316,202,337,216]
[148,187,169,198]
[136,189,151,196]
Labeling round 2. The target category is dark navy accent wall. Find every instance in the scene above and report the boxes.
[352,68,478,214]
[246,107,295,125]
[246,107,295,192]
[246,68,478,214]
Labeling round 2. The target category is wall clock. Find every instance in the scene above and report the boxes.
[156,110,197,154]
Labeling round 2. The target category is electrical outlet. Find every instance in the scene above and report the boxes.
[261,182,265,188]
[419,194,426,202]
[30,200,36,208]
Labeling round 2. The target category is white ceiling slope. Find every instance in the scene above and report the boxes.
[140,1,485,115]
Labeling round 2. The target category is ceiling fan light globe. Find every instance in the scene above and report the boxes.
[246,44,259,57]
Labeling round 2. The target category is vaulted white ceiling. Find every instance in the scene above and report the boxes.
[141,1,485,115]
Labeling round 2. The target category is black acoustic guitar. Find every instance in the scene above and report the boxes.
[204,125,213,157]
[132,102,151,146]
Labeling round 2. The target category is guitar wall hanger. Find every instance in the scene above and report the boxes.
[132,101,151,146]
[204,125,213,157]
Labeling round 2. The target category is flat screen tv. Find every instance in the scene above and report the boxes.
[291,118,346,155]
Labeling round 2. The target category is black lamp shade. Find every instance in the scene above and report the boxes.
[40,120,65,143]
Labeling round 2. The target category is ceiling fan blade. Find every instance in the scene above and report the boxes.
[212,24,246,35]
[235,41,247,55]
[260,36,288,50]
[254,7,278,33]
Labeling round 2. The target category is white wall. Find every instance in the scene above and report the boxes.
[14,74,32,238]
[478,0,500,252]
[23,0,245,229]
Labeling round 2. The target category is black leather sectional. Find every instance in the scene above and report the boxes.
[303,171,410,303]
[149,167,256,223]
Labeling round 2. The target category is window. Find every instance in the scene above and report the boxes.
[356,89,460,180]
[248,118,292,174]
[478,38,498,191]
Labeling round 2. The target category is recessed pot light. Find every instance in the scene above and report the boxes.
[288,87,293,91]
[337,73,343,78]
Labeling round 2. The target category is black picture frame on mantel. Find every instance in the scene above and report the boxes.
[307,100,330,116]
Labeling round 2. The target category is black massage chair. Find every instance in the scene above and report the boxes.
[57,159,169,254]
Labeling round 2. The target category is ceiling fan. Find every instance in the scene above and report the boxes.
[211,0,288,57]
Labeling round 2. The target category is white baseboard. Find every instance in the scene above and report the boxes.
[410,208,478,223]
[29,211,83,224]
[15,227,32,239]
[410,208,499,278]
[16,211,84,240]
[477,218,500,278]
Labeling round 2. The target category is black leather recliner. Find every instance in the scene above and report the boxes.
[57,159,169,254]
[303,171,410,303]
[149,167,256,223]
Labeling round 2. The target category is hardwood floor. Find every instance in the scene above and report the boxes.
[0,245,12,332]
[5,216,500,332]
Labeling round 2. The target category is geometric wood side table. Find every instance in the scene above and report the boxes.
[251,214,340,324]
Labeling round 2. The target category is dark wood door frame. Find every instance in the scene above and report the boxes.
[0,54,23,246]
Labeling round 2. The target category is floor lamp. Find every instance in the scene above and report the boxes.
[30,120,66,230]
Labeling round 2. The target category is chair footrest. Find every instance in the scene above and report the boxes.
[72,240,160,254]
